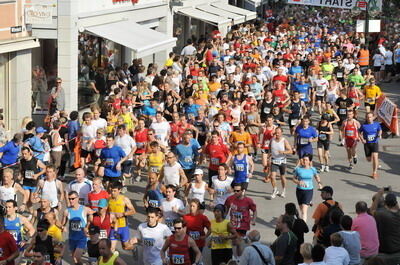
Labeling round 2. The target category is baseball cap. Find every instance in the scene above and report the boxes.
[98,198,108,208]
[36,127,47,133]
[318,186,334,195]
[247,92,255,98]
[194,169,203,175]
[89,225,100,235]
[385,193,398,207]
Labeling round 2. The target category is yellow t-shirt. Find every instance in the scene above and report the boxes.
[108,195,127,227]
[230,131,252,154]
[119,112,135,131]
[208,82,221,93]
[364,85,382,104]
[48,224,63,242]
[148,151,164,173]
[210,219,232,249]
[165,58,173,67]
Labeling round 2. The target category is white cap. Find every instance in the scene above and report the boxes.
[194,168,204,175]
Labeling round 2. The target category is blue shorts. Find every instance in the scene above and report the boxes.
[296,188,313,205]
[23,185,37,192]
[69,238,87,251]
[297,145,313,159]
[109,226,130,242]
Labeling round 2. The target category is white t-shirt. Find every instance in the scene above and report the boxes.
[385,50,393,65]
[67,178,93,205]
[161,198,185,230]
[150,121,170,146]
[137,222,172,265]
[313,78,329,96]
[81,123,97,151]
[114,134,136,160]
[212,176,233,205]
[92,118,107,130]
[373,54,384,67]
[324,246,350,265]
[225,64,236,75]
[162,162,182,187]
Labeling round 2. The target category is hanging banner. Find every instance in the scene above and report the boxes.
[25,5,53,25]
[375,95,399,136]
[287,0,382,12]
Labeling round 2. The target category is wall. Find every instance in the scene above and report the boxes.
[0,0,32,41]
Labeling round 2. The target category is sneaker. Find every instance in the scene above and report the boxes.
[280,189,286,198]
[271,188,278,199]
[311,107,314,112]
[349,163,353,170]
[325,165,330,172]
[353,156,358,164]
[320,165,326,172]
[135,176,141,182]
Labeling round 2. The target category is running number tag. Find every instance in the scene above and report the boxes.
[235,164,244,171]
[211,158,219,165]
[212,236,224,244]
[99,229,107,239]
[184,156,192,163]
[346,130,354,137]
[189,231,200,240]
[172,254,185,264]
[339,109,347,115]
[136,142,144,149]
[319,134,327,141]
[25,170,34,179]
[9,230,18,241]
[70,220,82,232]
[317,85,323,93]
[148,200,159,208]
[290,119,298,126]
[216,189,226,196]
[272,158,285,165]
[165,219,174,229]
[367,134,376,142]
[366,98,374,103]
[337,72,343,78]
[300,137,309,145]
[232,212,243,221]
[263,107,271,114]
[105,158,114,166]
[264,140,270,148]
[150,166,159,173]
[143,238,155,247]
[300,93,306,99]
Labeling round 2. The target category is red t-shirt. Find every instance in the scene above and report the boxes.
[134,128,149,153]
[183,213,211,248]
[0,231,18,265]
[204,143,230,171]
[88,190,110,211]
[224,195,256,231]
[272,74,288,85]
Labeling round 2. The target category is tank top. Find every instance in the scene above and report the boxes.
[168,234,191,265]
[262,127,275,150]
[36,208,54,223]
[35,235,55,264]
[148,152,164,173]
[270,138,286,164]
[233,154,249,183]
[210,219,232,249]
[0,182,16,204]
[344,120,358,139]
[92,213,112,239]
[4,215,22,243]
[146,184,164,208]
[42,179,59,208]
[289,101,302,118]
[20,157,39,187]
[99,252,118,265]
[50,130,63,152]
[67,205,87,240]
[348,89,360,106]
[134,128,148,154]
[189,182,206,203]
[318,123,330,142]
[272,89,286,108]
[108,195,126,227]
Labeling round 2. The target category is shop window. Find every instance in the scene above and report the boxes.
[0,54,9,131]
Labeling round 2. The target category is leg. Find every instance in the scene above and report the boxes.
[72,248,84,265]
[372,152,379,177]
[299,204,308,222]
[317,147,324,166]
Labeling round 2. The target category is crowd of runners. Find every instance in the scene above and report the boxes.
[0,4,399,265]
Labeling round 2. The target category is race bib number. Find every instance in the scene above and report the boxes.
[44,255,50,262]
[300,93,306,99]
[339,108,347,115]
[216,188,226,196]
[155,134,162,140]
[211,236,224,244]
[150,166,159,173]
[211,158,220,165]
[367,134,376,142]
[136,142,145,149]
[264,140,270,148]
[143,238,155,247]
[105,158,114,166]
[275,97,281,103]
[336,72,343,78]
[184,156,192,163]
[272,158,285,165]
[232,211,243,221]
[346,130,354,137]
[189,231,200,240]
[290,119,298,126]
[300,137,309,145]
[165,218,174,228]
[148,200,159,208]
[319,134,327,141]
[235,164,245,171]
[25,170,34,179]
[70,220,82,232]
[263,107,271,114]
[172,254,185,264]
[366,98,374,103]
[99,229,108,239]
[317,85,324,93]
[9,230,18,241]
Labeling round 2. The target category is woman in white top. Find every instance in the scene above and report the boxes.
[372,50,385,83]
[210,164,233,206]
[50,120,64,175]
[326,75,342,106]
[186,169,211,211]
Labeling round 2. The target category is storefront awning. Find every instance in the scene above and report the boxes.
[196,4,245,25]
[210,2,257,21]
[0,37,40,54]
[178,7,231,28]
[85,20,176,58]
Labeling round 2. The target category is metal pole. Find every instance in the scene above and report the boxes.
[364,0,370,47]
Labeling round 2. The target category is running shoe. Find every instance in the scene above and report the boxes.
[271,188,278,199]
[325,165,330,172]
[353,157,358,164]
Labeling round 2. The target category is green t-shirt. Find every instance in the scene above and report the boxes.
[321,63,334,80]
[347,74,365,88]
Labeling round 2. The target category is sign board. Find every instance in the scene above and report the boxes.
[375,95,399,136]
[10,26,22,33]
[287,0,382,11]
[25,5,53,25]
[356,19,381,33]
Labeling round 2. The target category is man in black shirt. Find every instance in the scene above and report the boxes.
[271,214,298,265]
[94,68,107,106]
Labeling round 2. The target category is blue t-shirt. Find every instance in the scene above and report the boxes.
[0,141,21,165]
[395,48,400,63]
[175,143,199,169]
[359,122,381,143]
[289,66,303,76]
[184,104,201,117]
[142,105,157,117]
[100,146,126,177]
[293,82,311,102]
[293,166,318,190]
[295,126,318,146]
[26,136,45,161]
[68,120,80,139]
[250,83,263,100]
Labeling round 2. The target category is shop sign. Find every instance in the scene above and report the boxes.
[287,0,381,11]
[10,26,22,34]
[25,5,53,25]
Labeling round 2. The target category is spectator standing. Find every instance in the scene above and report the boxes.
[239,230,275,265]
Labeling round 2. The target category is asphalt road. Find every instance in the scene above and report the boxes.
[60,81,400,264]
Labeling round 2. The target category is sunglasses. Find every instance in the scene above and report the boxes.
[174,227,183,230]
[56,82,62,84]
[148,133,153,135]
[234,189,242,193]
[68,197,77,200]
[37,229,44,232]
[167,156,174,159]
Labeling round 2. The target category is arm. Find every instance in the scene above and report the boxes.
[15,183,29,206]
[21,216,36,237]
[115,257,128,265]
[160,237,170,264]
[123,197,136,217]
[179,168,188,187]
[283,139,293,154]
[188,237,202,263]
[370,189,385,216]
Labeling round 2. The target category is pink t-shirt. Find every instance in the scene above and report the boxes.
[351,213,379,257]
[225,195,256,231]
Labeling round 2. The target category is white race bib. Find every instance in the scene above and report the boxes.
[290,119,299,126]
[300,137,309,145]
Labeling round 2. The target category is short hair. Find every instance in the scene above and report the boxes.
[341,215,353,230]
[281,215,294,230]
[106,133,115,139]
[330,232,343,247]
[165,184,177,192]
[173,218,185,227]
[211,130,220,136]
[21,147,31,153]
[355,201,368,214]
[218,163,229,171]
[3,168,14,177]
[6,200,17,208]
[68,191,79,197]
[146,207,160,215]
[37,219,50,230]
[99,238,112,248]
[46,164,56,171]
[300,243,313,261]
[82,112,92,120]
[311,244,325,262]
[117,124,126,131]
[285,203,297,216]
[149,141,159,148]
[111,181,123,190]
[26,121,36,130]
[12,133,23,143]
[301,153,313,161]
[365,256,386,265]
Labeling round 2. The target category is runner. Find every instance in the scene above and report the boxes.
[340,110,361,170]
[0,168,29,213]
[363,79,382,113]
[87,199,117,240]
[66,168,93,206]
[210,164,233,207]
[286,91,306,135]
[312,72,329,114]
[186,169,211,209]
[35,165,64,209]
[175,132,199,181]
[143,172,165,209]
[98,239,127,265]
[294,116,318,163]
[160,185,185,231]
[160,152,187,200]
[114,124,136,182]
[133,118,148,181]
[316,117,334,172]
[87,177,110,212]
